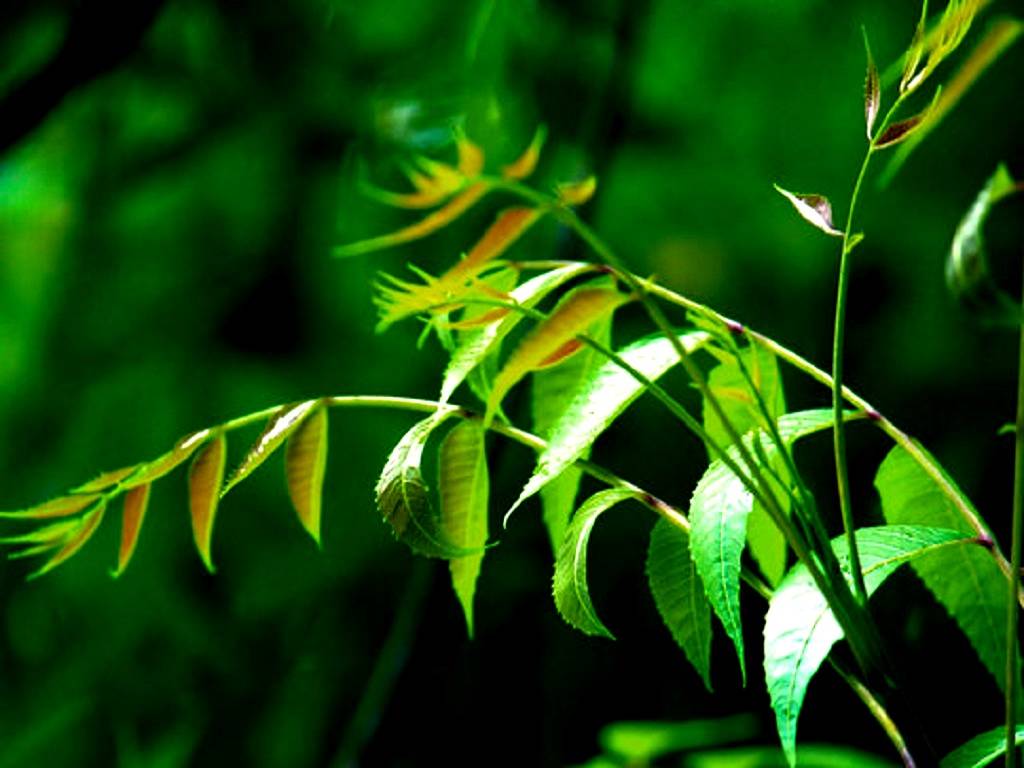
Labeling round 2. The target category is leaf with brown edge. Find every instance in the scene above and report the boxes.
[0,493,103,520]
[28,501,107,580]
[863,27,881,139]
[189,433,227,573]
[773,185,844,237]
[285,405,329,545]
[114,484,150,578]
[485,285,630,423]
[873,109,929,149]
[222,400,320,497]
[556,176,597,206]
[72,465,141,494]
[125,429,212,487]
[502,127,547,180]
[334,182,489,258]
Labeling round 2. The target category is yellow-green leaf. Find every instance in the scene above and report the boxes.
[502,126,546,180]
[556,176,597,206]
[189,433,227,573]
[455,131,485,178]
[125,429,212,487]
[114,483,151,578]
[29,502,107,580]
[72,465,142,494]
[222,400,320,497]
[0,493,103,520]
[285,405,329,545]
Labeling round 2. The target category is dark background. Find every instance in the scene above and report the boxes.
[0,0,1021,765]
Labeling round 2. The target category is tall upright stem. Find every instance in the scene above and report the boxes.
[1006,265,1024,767]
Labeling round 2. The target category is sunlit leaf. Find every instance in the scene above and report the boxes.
[502,126,547,180]
[553,488,640,639]
[646,518,713,690]
[222,400,320,497]
[284,405,329,545]
[863,27,881,139]
[189,433,227,573]
[940,725,1024,767]
[439,421,489,637]
[125,429,212,487]
[455,130,485,178]
[113,483,150,578]
[486,286,629,422]
[691,409,847,683]
[900,0,929,93]
[28,502,109,580]
[764,525,971,767]
[598,716,758,762]
[556,176,597,206]
[509,331,711,522]
[876,443,1018,697]
[773,185,843,237]
[0,493,103,520]
[72,465,141,494]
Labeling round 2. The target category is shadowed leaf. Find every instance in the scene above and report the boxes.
[222,400,320,497]
[598,716,759,762]
[863,27,881,139]
[189,434,227,573]
[773,185,843,237]
[941,725,1024,767]
[502,126,547,180]
[285,405,329,545]
[114,483,150,578]
[873,110,927,149]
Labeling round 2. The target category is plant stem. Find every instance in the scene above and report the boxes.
[832,662,917,767]
[1006,266,1024,767]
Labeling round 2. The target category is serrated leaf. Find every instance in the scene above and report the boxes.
[773,185,844,237]
[486,285,629,422]
[440,263,593,404]
[647,518,713,691]
[189,433,226,573]
[863,27,881,139]
[764,524,972,767]
[556,176,597,206]
[941,724,1024,767]
[222,400,320,497]
[876,443,1018,698]
[439,421,490,637]
[502,126,546,180]
[28,501,109,579]
[509,331,711,521]
[376,415,472,558]
[691,409,847,683]
[553,488,640,639]
[284,405,328,545]
[125,429,211,487]
[113,483,150,578]
[72,465,142,494]
[0,493,103,520]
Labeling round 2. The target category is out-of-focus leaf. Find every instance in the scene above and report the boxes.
[553,488,640,639]
[764,525,971,767]
[284,405,329,545]
[901,0,983,94]
[485,285,629,422]
[223,400,320,497]
[0,493,103,520]
[685,744,895,768]
[773,185,843,237]
[72,465,141,494]
[940,725,1024,767]
[29,502,109,579]
[114,483,150,578]
[647,518,713,690]
[599,715,758,761]
[189,433,227,573]
[556,176,597,206]
[509,331,710,522]
[863,28,881,139]
[502,126,547,180]
[439,421,489,637]
[454,131,484,178]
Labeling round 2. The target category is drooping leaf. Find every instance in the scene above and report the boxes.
[773,185,844,237]
[646,518,713,691]
[27,502,108,579]
[113,483,150,578]
[553,488,640,639]
[509,331,711,521]
[940,724,1024,768]
[485,285,629,422]
[556,176,597,206]
[764,525,972,767]
[439,263,593,404]
[439,421,490,637]
[532,308,612,551]
[502,126,547,180]
[188,433,227,573]
[863,27,881,139]
[691,409,848,683]
[0,493,104,520]
[125,429,212,487]
[284,405,329,545]
[454,130,484,178]
[0,518,82,548]
[876,443,1017,697]
[222,400,320,497]
[598,716,758,762]
[72,465,142,494]
[376,414,473,558]
[873,110,928,149]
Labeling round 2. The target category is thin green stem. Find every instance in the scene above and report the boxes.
[1006,267,1024,767]
[832,662,917,768]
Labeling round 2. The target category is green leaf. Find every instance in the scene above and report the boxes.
[532,310,612,551]
[509,331,710,522]
[284,405,329,545]
[439,422,490,637]
[764,525,972,767]
[189,433,227,573]
[598,715,758,761]
[114,483,151,578]
[875,443,1017,698]
[941,725,1024,767]
[686,744,896,768]
[691,408,843,684]
[28,502,108,580]
[376,414,472,558]
[553,488,640,639]
[646,518,713,690]
[222,400,320,497]
[124,429,212,487]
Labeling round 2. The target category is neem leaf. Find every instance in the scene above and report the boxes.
[28,502,109,579]
[0,493,104,520]
[113,483,150,578]
[439,421,490,637]
[125,429,211,487]
[502,126,547,180]
[863,27,881,139]
[189,433,227,573]
[764,525,972,767]
[773,185,844,237]
[509,331,710,521]
[553,488,640,639]
[598,716,758,762]
[376,414,472,558]
[455,131,485,178]
[691,409,844,684]
[72,465,141,494]
[284,405,329,545]
[485,286,629,422]
[556,176,597,206]
[646,518,713,690]
[941,725,1024,768]
[222,400,320,497]
[873,112,927,149]
[876,443,1017,697]
[900,0,929,93]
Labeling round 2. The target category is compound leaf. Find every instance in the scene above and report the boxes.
[284,405,329,545]
[189,433,227,573]
[223,400,321,497]
[114,483,151,578]
[28,501,108,580]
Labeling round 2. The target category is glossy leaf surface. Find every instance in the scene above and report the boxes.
[940,725,1024,768]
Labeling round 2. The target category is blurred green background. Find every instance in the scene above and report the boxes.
[0,0,1021,765]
